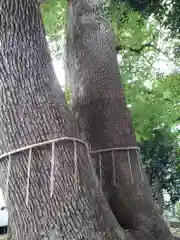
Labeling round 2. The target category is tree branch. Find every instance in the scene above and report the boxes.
[116,42,173,68]
[116,42,168,56]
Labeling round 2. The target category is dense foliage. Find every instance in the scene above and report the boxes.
[139,128,180,209]
[118,0,180,37]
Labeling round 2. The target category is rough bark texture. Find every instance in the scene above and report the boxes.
[0,1,133,239]
[66,1,173,240]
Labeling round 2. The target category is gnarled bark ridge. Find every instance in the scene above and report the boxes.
[0,0,133,239]
[66,0,173,239]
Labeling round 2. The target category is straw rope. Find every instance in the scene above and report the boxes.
[0,137,88,205]
[0,137,144,205]
[90,146,143,186]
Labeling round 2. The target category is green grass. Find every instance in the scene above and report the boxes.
[0,235,9,240]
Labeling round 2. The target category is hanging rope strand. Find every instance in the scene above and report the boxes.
[99,153,102,188]
[112,150,116,186]
[50,142,55,198]
[74,140,78,196]
[87,149,99,187]
[127,150,134,184]
[5,154,11,203]
[26,147,32,205]
[136,149,144,181]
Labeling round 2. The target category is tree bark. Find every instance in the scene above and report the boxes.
[0,1,133,239]
[66,1,173,240]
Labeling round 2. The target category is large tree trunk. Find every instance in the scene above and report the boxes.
[0,1,133,239]
[66,1,173,240]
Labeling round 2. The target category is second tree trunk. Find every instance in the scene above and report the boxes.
[66,1,173,239]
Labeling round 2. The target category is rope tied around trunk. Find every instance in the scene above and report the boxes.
[90,146,144,186]
[0,137,89,206]
[1,139,144,205]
